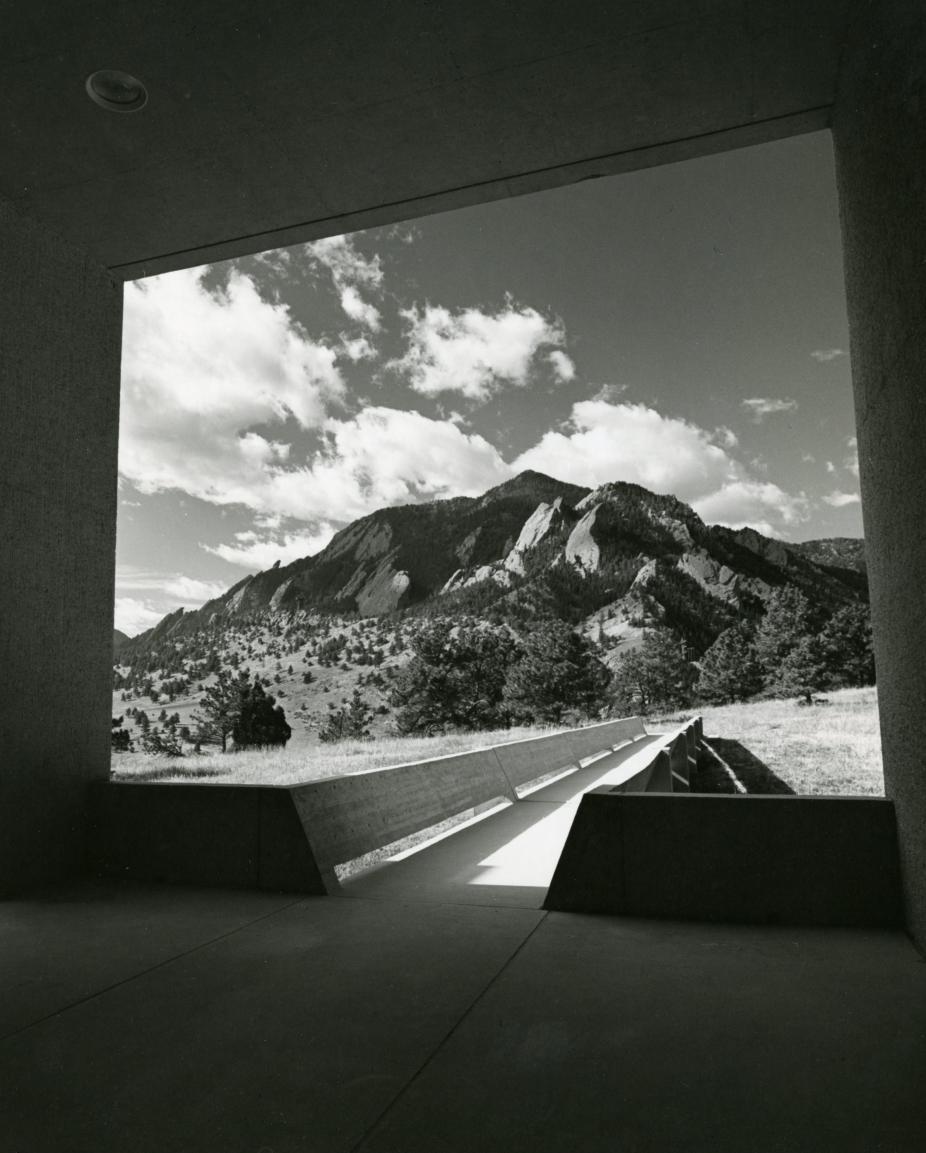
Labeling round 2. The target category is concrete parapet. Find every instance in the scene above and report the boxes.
[545,793,903,928]
[89,783,327,893]
[669,735,690,792]
[495,716,646,793]
[290,750,515,875]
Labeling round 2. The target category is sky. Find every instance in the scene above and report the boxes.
[115,130,861,636]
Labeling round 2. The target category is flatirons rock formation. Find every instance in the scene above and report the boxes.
[124,471,866,661]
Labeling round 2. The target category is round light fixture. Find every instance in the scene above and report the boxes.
[85,69,148,112]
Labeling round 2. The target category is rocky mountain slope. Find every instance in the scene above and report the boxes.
[790,537,867,575]
[123,471,866,666]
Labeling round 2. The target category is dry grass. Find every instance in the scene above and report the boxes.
[110,722,569,787]
[653,686,884,796]
[112,687,885,796]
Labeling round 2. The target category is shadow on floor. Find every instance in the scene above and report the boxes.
[704,737,796,795]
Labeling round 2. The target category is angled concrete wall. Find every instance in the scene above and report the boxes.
[833,0,926,948]
[545,794,903,928]
[89,783,327,893]
[0,198,122,893]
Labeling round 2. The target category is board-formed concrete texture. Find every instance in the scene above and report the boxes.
[89,782,328,893]
[546,793,904,927]
[0,200,123,895]
[833,0,926,948]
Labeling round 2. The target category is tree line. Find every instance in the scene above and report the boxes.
[614,585,873,713]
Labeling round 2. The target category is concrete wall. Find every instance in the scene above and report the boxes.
[545,794,903,928]
[495,717,646,793]
[291,750,516,875]
[291,717,646,873]
[833,0,926,948]
[0,198,123,893]
[89,783,327,893]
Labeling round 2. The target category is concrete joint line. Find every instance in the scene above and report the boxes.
[0,895,306,1045]
[347,912,549,1153]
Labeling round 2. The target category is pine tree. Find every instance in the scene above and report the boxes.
[502,621,610,723]
[390,621,519,733]
[612,629,695,715]
[193,669,242,752]
[317,690,373,743]
[231,678,292,749]
[753,585,814,677]
[697,622,763,704]
[820,602,875,687]
[768,634,829,704]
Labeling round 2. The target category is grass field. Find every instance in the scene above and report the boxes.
[110,722,570,786]
[655,686,884,796]
[112,686,884,796]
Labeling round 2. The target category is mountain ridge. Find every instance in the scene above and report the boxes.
[122,471,866,661]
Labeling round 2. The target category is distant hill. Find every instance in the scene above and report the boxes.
[790,537,866,574]
[113,629,131,653]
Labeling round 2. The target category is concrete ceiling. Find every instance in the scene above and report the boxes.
[3,1,856,279]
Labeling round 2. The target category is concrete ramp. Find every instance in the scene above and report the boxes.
[340,735,663,907]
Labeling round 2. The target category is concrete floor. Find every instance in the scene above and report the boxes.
[3,878,925,1153]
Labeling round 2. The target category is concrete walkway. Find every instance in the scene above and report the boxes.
[2,879,925,1153]
[340,734,663,907]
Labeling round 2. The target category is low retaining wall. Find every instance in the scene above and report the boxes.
[290,715,647,874]
[545,792,903,928]
[92,716,649,891]
[89,783,327,893]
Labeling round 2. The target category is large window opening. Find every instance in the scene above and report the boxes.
[110,129,880,832]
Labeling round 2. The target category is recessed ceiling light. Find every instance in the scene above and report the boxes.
[85,70,148,112]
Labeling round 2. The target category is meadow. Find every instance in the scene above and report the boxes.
[111,686,884,795]
[655,686,884,795]
[110,722,570,786]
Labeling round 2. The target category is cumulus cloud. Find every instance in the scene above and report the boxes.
[741,397,799,421]
[340,334,377,362]
[512,399,807,535]
[548,349,576,382]
[113,568,232,635]
[715,426,739,449]
[116,567,227,603]
[303,235,383,330]
[514,401,734,499]
[258,407,512,524]
[389,301,567,400]
[120,266,345,508]
[823,490,861,507]
[810,347,846,362]
[114,598,167,637]
[204,526,337,569]
[338,285,382,331]
[161,576,229,602]
[692,481,807,534]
